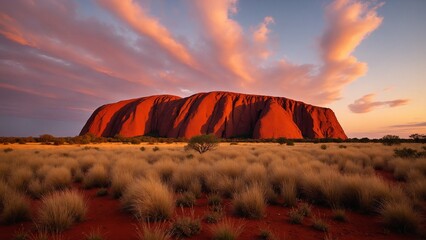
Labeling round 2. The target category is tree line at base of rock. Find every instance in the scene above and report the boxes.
[0,133,425,146]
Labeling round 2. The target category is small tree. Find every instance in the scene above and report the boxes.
[409,133,426,143]
[186,134,219,154]
[381,135,401,146]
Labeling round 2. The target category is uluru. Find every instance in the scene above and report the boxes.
[80,91,347,139]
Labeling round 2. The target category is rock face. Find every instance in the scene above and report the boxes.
[80,91,347,139]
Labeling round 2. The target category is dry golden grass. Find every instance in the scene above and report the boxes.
[1,142,425,236]
[121,178,174,221]
[209,218,244,240]
[232,184,266,219]
[44,167,72,191]
[83,164,110,189]
[380,201,420,234]
[37,190,87,232]
[0,186,30,224]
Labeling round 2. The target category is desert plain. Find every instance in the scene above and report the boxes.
[0,142,425,240]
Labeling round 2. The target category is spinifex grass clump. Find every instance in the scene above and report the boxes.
[135,221,171,240]
[37,190,87,232]
[232,184,266,219]
[0,183,30,224]
[176,192,196,207]
[311,215,329,232]
[380,201,420,234]
[209,218,244,240]
[170,214,201,238]
[121,178,174,221]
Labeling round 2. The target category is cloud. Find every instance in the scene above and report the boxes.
[97,0,199,70]
[389,122,426,128]
[192,0,254,83]
[247,0,384,104]
[0,0,389,136]
[253,16,274,44]
[348,93,409,113]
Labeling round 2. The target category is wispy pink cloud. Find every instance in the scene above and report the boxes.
[97,0,199,70]
[348,93,409,113]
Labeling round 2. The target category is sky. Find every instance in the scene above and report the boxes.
[0,0,425,138]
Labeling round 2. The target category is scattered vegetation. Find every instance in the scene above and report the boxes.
[1,140,425,238]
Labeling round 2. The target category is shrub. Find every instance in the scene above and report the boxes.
[276,137,288,145]
[37,190,87,232]
[186,134,219,154]
[170,215,202,238]
[208,194,222,206]
[381,135,400,146]
[394,148,420,158]
[135,222,171,240]
[312,215,328,232]
[153,146,160,152]
[121,178,174,221]
[298,203,312,217]
[286,141,295,146]
[320,144,327,150]
[232,185,265,219]
[83,164,109,189]
[0,190,30,224]
[288,208,304,224]
[380,201,419,234]
[338,145,347,149]
[332,208,346,222]
[140,147,146,152]
[204,211,222,224]
[3,148,13,153]
[176,192,196,207]
[210,218,244,240]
